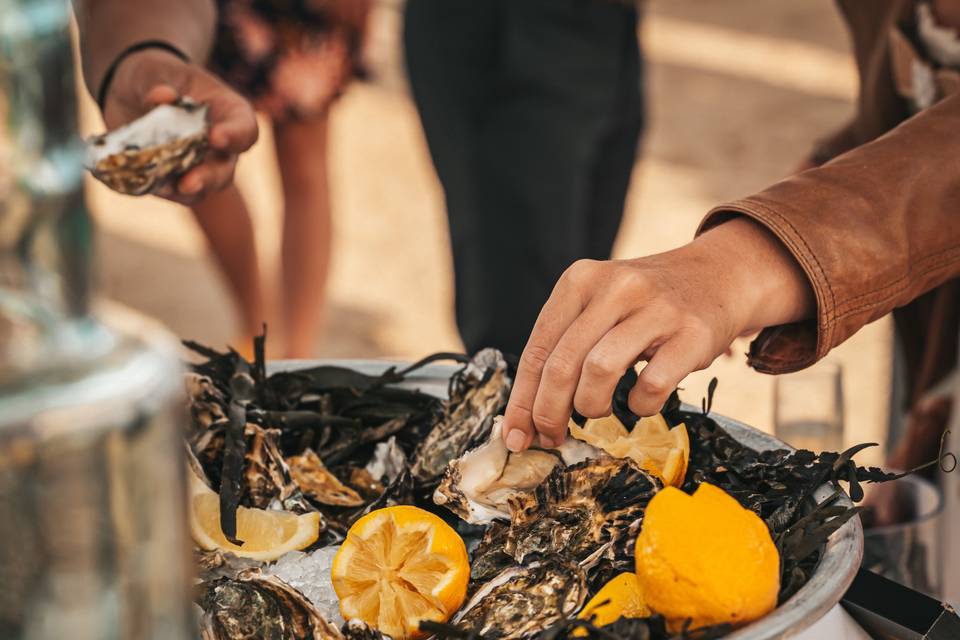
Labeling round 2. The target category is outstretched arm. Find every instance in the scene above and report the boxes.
[73,0,257,202]
[503,90,960,452]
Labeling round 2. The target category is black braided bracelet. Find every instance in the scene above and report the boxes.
[96,40,190,112]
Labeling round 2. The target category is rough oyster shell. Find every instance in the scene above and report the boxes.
[503,456,660,567]
[185,373,229,432]
[453,555,587,638]
[411,348,512,483]
[433,416,600,524]
[287,448,364,507]
[85,97,208,196]
[197,569,343,640]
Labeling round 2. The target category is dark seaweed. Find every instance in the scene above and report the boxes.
[184,334,475,543]
[220,355,256,545]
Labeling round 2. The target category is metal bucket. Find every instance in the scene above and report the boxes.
[0,307,193,640]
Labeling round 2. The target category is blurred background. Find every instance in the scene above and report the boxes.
[77,0,891,464]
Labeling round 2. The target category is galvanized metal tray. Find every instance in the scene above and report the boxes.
[270,359,864,640]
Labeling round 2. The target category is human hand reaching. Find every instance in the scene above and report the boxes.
[101,48,258,203]
[500,217,816,452]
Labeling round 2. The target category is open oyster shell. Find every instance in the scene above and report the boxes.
[453,555,587,638]
[197,569,343,640]
[411,348,512,483]
[85,98,208,195]
[433,416,600,524]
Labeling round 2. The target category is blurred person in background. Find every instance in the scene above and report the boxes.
[197,0,370,358]
[404,0,644,357]
[76,0,370,358]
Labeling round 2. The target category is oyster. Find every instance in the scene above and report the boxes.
[503,457,660,566]
[190,419,315,515]
[287,448,364,507]
[194,548,263,582]
[466,522,513,593]
[453,555,587,638]
[434,416,600,524]
[85,97,208,196]
[244,424,314,513]
[185,373,229,431]
[411,348,512,483]
[197,569,343,640]
[364,436,406,485]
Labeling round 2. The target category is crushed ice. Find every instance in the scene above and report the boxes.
[265,545,344,626]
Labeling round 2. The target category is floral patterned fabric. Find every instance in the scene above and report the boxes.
[209,0,367,121]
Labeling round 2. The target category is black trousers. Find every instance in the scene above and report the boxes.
[404,0,644,356]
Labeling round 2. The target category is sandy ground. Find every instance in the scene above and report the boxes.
[80,0,892,464]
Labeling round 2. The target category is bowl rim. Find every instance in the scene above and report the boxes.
[267,358,864,640]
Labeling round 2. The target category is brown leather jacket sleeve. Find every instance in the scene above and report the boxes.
[697,91,960,374]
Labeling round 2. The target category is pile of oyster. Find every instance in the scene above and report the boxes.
[183,341,667,640]
[184,340,877,640]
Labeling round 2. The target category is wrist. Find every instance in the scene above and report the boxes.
[692,216,815,334]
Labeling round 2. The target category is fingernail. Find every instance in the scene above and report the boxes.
[505,429,527,452]
[539,436,557,449]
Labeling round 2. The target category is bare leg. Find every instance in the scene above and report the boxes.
[274,114,333,358]
[190,184,266,346]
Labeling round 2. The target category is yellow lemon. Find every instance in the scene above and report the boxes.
[635,483,780,631]
[569,414,689,487]
[576,572,650,633]
[188,471,320,562]
[332,506,470,639]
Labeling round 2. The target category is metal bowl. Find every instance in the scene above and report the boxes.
[269,359,864,640]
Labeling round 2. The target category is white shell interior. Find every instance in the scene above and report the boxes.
[85,102,208,166]
[437,416,601,524]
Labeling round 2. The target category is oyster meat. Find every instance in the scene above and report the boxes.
[411,348,512,483]
[197,569,343,640]
[453,555,587,638]
[434,416,600,524]
[85,97,208,196]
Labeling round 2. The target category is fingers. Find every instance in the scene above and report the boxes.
[172,155,238,202]
[572,310,670,418]
[502,261,597,452]
[629,330,713,416]
[530,304,621,447]
[208,98,259,154]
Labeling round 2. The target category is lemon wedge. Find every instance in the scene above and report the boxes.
[188,471,320,561]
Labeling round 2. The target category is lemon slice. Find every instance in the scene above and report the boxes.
[569,413,689,487]
[577,572,650,633]
[188,471,320,561]
[332,505,470,640]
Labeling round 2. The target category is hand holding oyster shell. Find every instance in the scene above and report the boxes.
[88,50,257,200]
